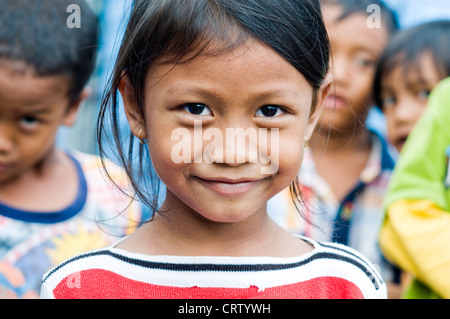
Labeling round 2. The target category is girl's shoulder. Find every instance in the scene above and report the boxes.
[301,235,380,269]
[295,236,387,299]
[41,236,386,299]
[300,236,386,288]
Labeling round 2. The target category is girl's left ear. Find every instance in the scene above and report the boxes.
[61,87,91,127]
[118,73,146,140]
[305,74,332,140]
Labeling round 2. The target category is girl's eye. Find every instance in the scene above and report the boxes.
[355,57,375,68]
[20,116,39,129]
[382,95,396,109]
[417,89,431,100]
[255,105,285,118]
[182,103,212,116]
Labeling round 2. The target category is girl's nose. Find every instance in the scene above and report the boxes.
[203,127,259,166]
[330,56,351,88]
[393,97,424,125]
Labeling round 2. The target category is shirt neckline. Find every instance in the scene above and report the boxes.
[107,235,321,264]
[0,152,88,224]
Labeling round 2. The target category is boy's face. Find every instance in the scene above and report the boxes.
[0,63,75,183]
[381,52,442,152]
[319,4,389,133]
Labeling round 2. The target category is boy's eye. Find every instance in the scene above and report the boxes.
[20,116,39,129]
[182,103,212,116]
[255,105,285,118]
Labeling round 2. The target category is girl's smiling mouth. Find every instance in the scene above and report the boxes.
[194,176,269,197]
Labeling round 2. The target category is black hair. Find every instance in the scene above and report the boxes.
[0,0,99,103]
[98,0,330,220]
[320,0,399,34]
[374,20,450,110]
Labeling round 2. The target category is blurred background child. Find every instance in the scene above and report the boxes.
[0,0,141,298]
[374,20,450,155]
[376,20,450,299]
[380,77,450,299]
[269,0,401,297]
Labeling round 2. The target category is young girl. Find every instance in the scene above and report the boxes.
[41,0,385,299]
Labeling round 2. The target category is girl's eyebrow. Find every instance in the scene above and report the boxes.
[166,84,225,100]
[350,46,378,57]
[165,82,303,101]
[403,75,430,89]
[380,84,393,93]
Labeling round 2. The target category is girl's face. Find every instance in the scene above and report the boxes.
[381,51,442,152]
[320,4,389,133]
[122,40,328,224]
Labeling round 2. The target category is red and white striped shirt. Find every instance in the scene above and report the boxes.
[41,236,386,299]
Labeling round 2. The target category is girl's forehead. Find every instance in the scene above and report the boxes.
[151,30,252,67]
[146,40,309,86]
[323,7,389,54]
[383,51,442,87]
[150,39,285,76]
[390,49,438,79]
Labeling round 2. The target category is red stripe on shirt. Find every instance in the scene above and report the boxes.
[53,269,364,299]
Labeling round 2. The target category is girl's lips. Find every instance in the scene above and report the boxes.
[195,177,265,196]
[324,94,348,110]
[0,163,9,172]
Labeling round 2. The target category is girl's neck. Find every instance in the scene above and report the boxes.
[308,126,373,202]
[118,191,314,258]
[153,198,275,256]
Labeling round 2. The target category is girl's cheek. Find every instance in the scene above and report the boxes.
[277,135,304,173]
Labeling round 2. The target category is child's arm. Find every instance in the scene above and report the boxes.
[380,200,450,298]
[380,77,450,299]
